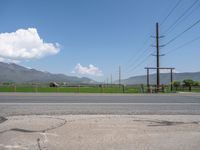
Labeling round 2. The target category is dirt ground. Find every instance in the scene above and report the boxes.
[0,115,200,150]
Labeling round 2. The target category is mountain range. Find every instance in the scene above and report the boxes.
[0,62,200,84]
[122,72,200,85]
[0,62,95,84]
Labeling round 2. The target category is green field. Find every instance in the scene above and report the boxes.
[0,84,199,93]
[0,85,141,93]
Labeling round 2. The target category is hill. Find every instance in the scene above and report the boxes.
[0,62,95,84]
[122,72,200,85]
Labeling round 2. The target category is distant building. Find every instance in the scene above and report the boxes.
[49,82,59,87]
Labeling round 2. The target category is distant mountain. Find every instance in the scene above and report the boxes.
[0,62,95,84]
[122,72,200,85]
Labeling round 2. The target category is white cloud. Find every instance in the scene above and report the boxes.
[0,57,20,63]
[0,28,60,62]
[73,63,103,76]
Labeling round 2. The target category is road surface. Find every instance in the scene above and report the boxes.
[0,93,200,116]
[1,93,200,150]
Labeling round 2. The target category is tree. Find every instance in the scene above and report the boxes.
[172,81,181,91]
[183,79,194,92]
[193,81,199,86]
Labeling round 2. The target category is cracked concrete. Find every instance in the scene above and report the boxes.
[0,117,7,124]
[0,116,67,150]
[0,115,200,150]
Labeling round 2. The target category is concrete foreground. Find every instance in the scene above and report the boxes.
[0,115,200,150]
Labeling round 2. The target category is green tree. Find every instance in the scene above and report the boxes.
[193,81,199,86]
[183,79,194,92]
[172,81,181,91]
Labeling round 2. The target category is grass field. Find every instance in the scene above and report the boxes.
[0,84,199,93]
[0,85,141,93]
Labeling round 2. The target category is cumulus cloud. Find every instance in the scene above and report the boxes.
[0,57,20,63]
[72,63,103,76]
[0,28,60,62]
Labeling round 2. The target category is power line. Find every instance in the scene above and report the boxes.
[124,27,155,70]
[127,27,160,75]
[127,0,198,75]
[125,29,155,69]
[128,48,150,68]
[128,48,153,70]
[166,2,200,34]
[127,58,155,77]
[164,0,200,33]
[126,37,150,65]
[123,41,152,78]
[128,54,151,73]
[165,36,200,55]
[161,0,182,25]
[165,18,200,45]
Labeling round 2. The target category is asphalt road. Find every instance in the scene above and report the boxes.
[0,93,200,116]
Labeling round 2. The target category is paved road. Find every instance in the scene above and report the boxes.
[0,93,200,116]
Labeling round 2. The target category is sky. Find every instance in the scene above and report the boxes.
[0,0,200,82]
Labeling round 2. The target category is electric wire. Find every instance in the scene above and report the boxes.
[164,0,200,34]
[165,36,200,55]
[166,2,200,34]
[165,18,200,46]
[128,54,152,73]
[124,0,200,77]
[160,0,182,26]
[126,37,150,65]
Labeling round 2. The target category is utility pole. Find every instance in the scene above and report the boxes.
[156,22,160,92]
[145,23,174,93]
[170,68,173,92]
[110,74,112,86]
[147,68,150,93]
[119,66,121,87]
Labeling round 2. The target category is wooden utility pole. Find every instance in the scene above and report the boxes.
[156,22,160,92]
[119,66,121,87]
[147,68,150,93]
[170,69,173,91]
[110,74,112,86]
[145,67,174,93]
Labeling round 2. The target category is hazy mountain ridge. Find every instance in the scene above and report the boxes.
[122,72,200,85]
[0,62,95,84]
[1,62,199,85]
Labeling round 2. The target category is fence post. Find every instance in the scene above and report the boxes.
[14,85,16,92]
[77,85,80,93]
[35,85,38,93]
[57,87,60,93]
[122,85,125,93]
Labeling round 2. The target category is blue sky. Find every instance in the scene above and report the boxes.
[0,0,200,81]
